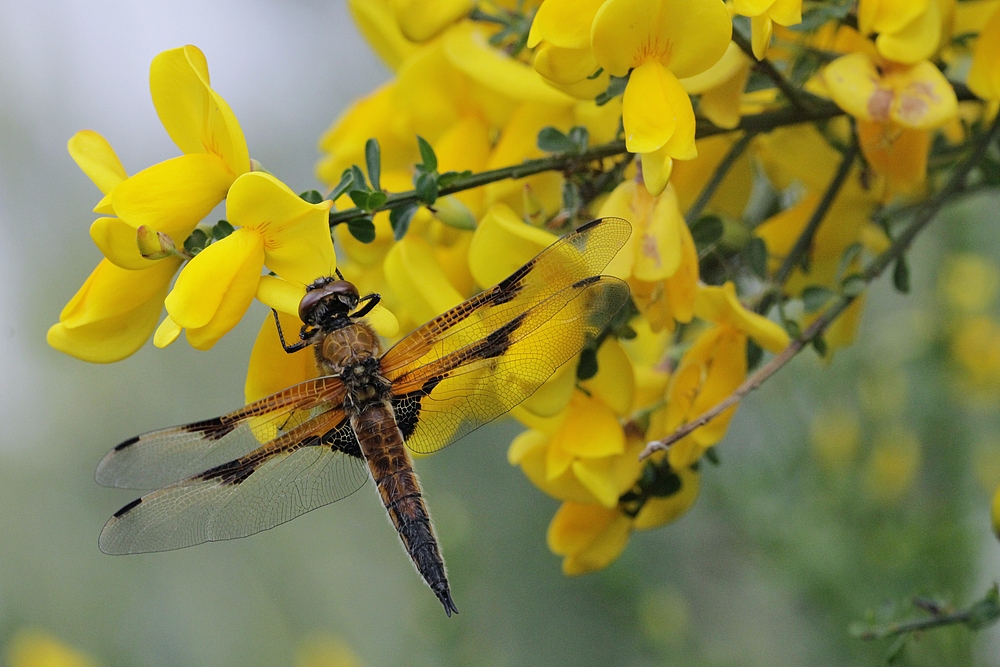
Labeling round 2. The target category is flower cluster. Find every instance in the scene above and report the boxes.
[52,0,1000,575]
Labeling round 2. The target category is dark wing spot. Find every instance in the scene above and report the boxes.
[488,266,529,306]
[479,312,528,360]
[182,417,237,441]
[392,375,445,441]
[571,275,601,289]
[113,435,140,452]
[113,497,143,518]
[322,421,363,459]
[197,457,257,486]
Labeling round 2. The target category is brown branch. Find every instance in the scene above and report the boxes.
[640,112,1000,460]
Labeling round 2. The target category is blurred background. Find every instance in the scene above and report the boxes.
[2,1,1000,665]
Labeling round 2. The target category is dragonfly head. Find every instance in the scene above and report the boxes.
[299,277,360,328]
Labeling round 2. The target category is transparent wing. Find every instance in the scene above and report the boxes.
[380,217,631,378]
[96,376,346,489]
[99,410,368,554]
[389,276,630,454]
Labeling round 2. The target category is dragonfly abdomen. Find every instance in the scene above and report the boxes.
[352,402,458,616]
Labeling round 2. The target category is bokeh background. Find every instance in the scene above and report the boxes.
[2,2,1000,665]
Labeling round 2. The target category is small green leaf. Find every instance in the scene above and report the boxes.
[568,126,589,152]
[350,165,369,192]
[416,135,437,172]
[596,74,628,106]
[329,170,354,201]
[587,67,604,80]
[415,171,439,205]
[703,448,721,465]
[561,181,581,213]
[184,228,209,256]
[389,203,418,240]
[690,215,725,247]
[212,219,235,241]
[646,465,682,497]
[745,237,768,279]
[346,217,376,243]
[349,190,371,210]
[801,285,834,313]
[577,347,598,380]
[836,242,863,281]
[298,190,324,205]
[784,318,802,339]
[365,138,382,192]
[893,256,910,293]
[746,339,763,370]
[537,126,574,153]
[812,335,828,357]
[367,191,388,210]
[841,273,867,297]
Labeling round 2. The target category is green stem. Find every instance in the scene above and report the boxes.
[328,100,849,227]
[731,27,809,112]
[684,130,758,226]
[640,111,1000,460]
[773,132,859,285]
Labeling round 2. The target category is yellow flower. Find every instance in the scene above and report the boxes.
[663,283,789,467]
[546,460,699,574]
[733,0,802,59]
[296,634,365,667]
[7,629,97,667]
[50,44,248,362]
[113,44,250,238]
[162,172,334,350]
[680,42,754,130]
[548,501,632,575]
[527,0,608,99]
[590,0,731,193]
[599,180,698,331]
[857,0,942,64]
[388,0,473,42]
[348,0,419,71]
[968,4,1000,101]
[863,425,922,505]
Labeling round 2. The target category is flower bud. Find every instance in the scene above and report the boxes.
[136,225,176,260]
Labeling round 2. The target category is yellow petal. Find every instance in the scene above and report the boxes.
[347,0,419,70]
[874,0,941,65]
[550,393,626,459]
[384,235,464,324]
[49,258,180,363]
[165,228,264,329]
[640,146,674,196]
[633,463,700,529]
[510,429,605,504]
[67,130,127,194]
[581,339,636,416]
[390,0,473,42]
[969,6,1000,101]
[226,172,335,285]
[750,15,773,59]
[694,282,790,352]
[688,326,746,446]
[153,315,182,348]
[888,61,958,129]
[89,217,157,270]
[528,0,606,49]
[547,502,632,575]
[443,22,575,105]
[623,62,678,153]
[111,153,234,240]
[533,43,601,85]
[636,185,685,281]
[822,52,881,121]
[149,45,250,175]
[364,304,400,338]
[591,0,732,78]
[519,362,578,418]
[256,274,306,316]
[7,629,97,667]
[245,310,319,404]
[468,203,557,288]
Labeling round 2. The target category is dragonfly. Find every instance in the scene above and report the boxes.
[96,217,632,616]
